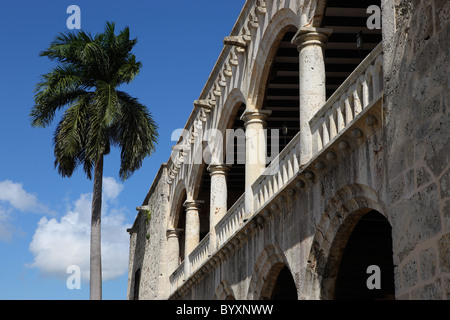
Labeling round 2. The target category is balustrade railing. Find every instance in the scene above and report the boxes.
[169,260,185,295]
[188,233,211,274]
[168,44,384,297]
[215,193,245,249]
[310,44,384,154]
[252,133,301,210]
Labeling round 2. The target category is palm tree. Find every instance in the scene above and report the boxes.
[30,22,158,300]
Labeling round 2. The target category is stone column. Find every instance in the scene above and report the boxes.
[240,109,272,217]
[166,228,182,276]
[183,200,203,276]
[208,164,230,252]
[292,27,332,164]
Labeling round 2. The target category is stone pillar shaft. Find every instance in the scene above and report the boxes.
[183,200,203,258]
[183,200,203,277]
[240,109,271,217]
[208,164,230,225]
[166,228,182,276]
[208,164,230,252]
[293,27,332,164]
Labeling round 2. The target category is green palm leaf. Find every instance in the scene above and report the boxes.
[30,22,158,300]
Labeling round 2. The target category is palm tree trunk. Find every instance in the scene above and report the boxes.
[90,152,103,300]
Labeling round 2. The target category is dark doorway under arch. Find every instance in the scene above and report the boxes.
[270,266,298,300]
[334,210,395,300]
[175,192,187,263]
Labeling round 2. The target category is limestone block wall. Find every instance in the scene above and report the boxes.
[382,0,449,299]
[173,128,389,300]
[167,0,450,299]
[127,0,449,300]
[127,165,170,300]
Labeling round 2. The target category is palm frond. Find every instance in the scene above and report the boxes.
[33,22,158,181]
[53,94,94,178]
[114,91,158,181]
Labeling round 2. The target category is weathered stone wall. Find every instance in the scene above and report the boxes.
[173,126,387,300]
[167,0,450,299]
[127,0,449,300]
[382,0,449,299]
[127,164,170,300]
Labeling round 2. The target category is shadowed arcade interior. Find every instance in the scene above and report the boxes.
[334,210,395,300]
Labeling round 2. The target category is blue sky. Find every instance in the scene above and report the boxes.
[0,0,246,300]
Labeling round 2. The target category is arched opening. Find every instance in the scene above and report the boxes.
[262,26,300,154]
[334,210,395,300]
[175,192,187,263]
[321,0,382,99]
[225,102,246,208]
[270,265,298,300]
[260,263,298,300]
[195,165,211,241]
[133,268,141,300]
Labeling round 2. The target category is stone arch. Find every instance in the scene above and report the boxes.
[303,183,391,300]
[168,180,187,230]
[247,244,297,300]
[248,7,299,110]
[189,162,208,201]
[188,90,246,201]
[310,0,327,27]
[214,280,236,300]
[217,88,246,133]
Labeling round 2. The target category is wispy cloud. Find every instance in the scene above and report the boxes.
[0,180,51,242]
[28,177,131,282]
[0,180,50,213]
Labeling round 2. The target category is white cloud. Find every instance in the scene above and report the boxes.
[0,180,49,213]
[0,180,50,242]
[102,176,124,201]
[28,177,131,282]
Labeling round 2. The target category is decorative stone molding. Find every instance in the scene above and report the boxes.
[193,99,214,113]
[223,36,247,48]
[256,0,267,15]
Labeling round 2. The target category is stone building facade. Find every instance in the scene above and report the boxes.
[127,0,449,300]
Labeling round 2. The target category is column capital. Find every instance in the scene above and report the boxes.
[292,27,333,51]
[166,228,183,238]
[207,164,230,176]
[240,109,272,127]
[183,200,204,210]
